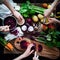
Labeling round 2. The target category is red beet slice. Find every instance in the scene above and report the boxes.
[20,40,28,49]
[38,44,43,52]
[4,16,17,30]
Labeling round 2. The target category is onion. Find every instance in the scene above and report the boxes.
[26,18,32,25]
[28,26,34,32]
[21,25,27,31]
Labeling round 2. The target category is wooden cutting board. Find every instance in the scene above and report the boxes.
[14,37,60,59]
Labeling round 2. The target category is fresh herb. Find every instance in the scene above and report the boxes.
[37,29,60,48]
[19,1,45,18]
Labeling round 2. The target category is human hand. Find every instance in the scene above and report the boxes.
[13,10,25,25]
[0,25,10,32]
[45,18,58,25]
[23,44,34,58]
[44,8,52,17]
[13,44,34,60]
[33,51,39,60]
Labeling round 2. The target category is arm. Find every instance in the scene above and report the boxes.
[55,19,60,24]
[3,0,15,14]
[3,0,25,24]
[44,0,59,17]
[50,0,59,11]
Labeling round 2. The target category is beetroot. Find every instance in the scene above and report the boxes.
[38,44,42,52]
[20,40,28,49]
[10,30,19,36]
[4,16,17,30]
[26,18,32,25]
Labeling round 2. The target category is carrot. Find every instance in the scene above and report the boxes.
[5,46,11,51]
[5,43,14,51]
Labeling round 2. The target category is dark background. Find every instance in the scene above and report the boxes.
[0,0,60,60]
[13,0,54,3]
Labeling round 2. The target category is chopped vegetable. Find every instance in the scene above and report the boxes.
[5,43,14,51]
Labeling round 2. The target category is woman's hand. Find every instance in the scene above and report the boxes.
[33,52,39,60]
[13,10,25,24]
[22,44,34,58]
[0,25,10,32]
[13,44,34,60]
[44,8,52,17]
[45,18,58,25]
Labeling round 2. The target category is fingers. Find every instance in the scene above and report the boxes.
[27,44,34,49]
[2,25,10,32]
[45,18,52,25]
[29,50,34,55]
[25,44,34,53]
[45,22,51,25]
[19,16,22,21]
[37,55,39,59]
[34,51,37,57]
[33,51,39,60]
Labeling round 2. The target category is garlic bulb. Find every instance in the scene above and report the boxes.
[21,25,27,31]
[28,26,34,32]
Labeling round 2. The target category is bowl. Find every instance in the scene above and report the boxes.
[4,16,17,31]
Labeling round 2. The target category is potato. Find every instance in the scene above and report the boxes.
[38,14,44,20]
[32,15,38,22]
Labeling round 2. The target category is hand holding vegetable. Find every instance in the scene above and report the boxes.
[0,25,10,32]
[13,44,34,60]
[45,18,60,25]
[13,10,25,25]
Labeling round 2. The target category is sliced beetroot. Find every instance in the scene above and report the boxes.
[20,40,28,49]
[38,44,43,52]
[10,30,19,36]
[4,16,17,30]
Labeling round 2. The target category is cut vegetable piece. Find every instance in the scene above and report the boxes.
[20,40,30,49]
[38,44,43,52]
